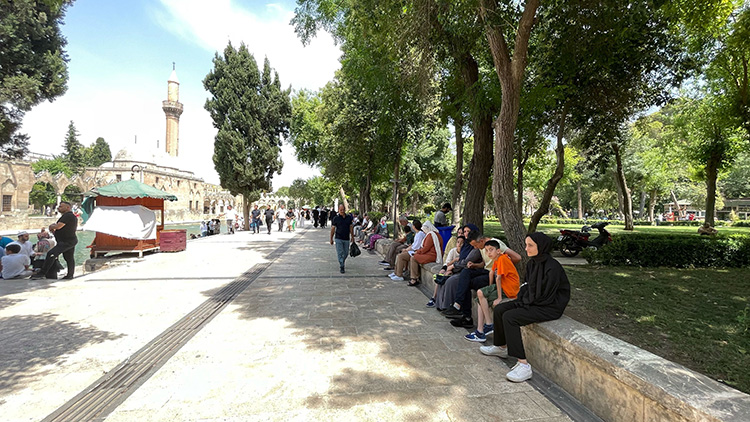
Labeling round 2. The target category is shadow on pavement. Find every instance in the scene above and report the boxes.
[0,313,123,395]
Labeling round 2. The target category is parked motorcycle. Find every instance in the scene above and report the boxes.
[557,222,612,257]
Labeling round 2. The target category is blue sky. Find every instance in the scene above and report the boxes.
[24,0,338,187]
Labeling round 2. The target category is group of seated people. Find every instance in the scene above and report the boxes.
[0,229,55,279]
[354,213,390,250]
[375,219,570,383]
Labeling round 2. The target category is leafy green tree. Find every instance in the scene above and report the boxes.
[676,94,746,227]
[0,0,72,157]
[275,186,290,197]
[29,182,56,212]
[85,137,112,166]
[61,121,84,170]
[31,157,73,177]
[288,178,310,205]
[203,43,291,230]
[722,151,750,198]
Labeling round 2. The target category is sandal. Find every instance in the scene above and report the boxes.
[408,278,421,286]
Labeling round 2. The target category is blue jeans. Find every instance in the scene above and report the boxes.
[334,238,350,269]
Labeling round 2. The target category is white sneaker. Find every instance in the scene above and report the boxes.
[390,275,404,281]
[388,272,396,278]
[479,345,508,358]
[506,362,532,382]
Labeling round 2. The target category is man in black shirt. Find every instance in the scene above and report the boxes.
[330,204,354,274]
[312,207,320,228]
[251,205,261,234]
[35,201,78,279]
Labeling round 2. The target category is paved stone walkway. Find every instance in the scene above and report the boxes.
[0,227,571,421]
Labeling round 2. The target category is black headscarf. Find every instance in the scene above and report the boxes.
[520,232,570,310]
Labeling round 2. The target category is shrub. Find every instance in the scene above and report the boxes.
[583,233,750,268]
[733,220,750,227]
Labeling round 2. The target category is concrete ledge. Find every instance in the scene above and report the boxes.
[523,317,750,422]
[373,240,750,422]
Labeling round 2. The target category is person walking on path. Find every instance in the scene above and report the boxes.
[34,201,78,279]
[224,205,237,234]
[479,232,571,383]
[330,204,354,274]
[276,205,287,232]
[251,205,261,234]
[264,207,275,235]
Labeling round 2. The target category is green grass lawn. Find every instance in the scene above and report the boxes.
[483,221,750,238]
[564,265,750,394]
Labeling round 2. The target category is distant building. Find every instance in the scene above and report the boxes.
[0,67,240,224]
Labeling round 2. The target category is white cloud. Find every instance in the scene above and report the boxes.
[154,0,340,92]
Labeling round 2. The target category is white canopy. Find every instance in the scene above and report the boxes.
[83,205,157,240]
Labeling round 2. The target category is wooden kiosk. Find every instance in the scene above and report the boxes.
[81,179,179,258]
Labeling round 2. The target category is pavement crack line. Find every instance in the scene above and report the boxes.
[42,233,303,422]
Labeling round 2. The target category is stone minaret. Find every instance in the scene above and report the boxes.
[162,64,183,157]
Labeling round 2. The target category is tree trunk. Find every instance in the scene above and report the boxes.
[528,105,568,233]
[339,186,349,210]
[242,196,250,231]
[612,144,634,230]
[391,158,401,237]
[480,0,540,257]
[671,190,681,218]
[638,191,646,220]
[577,180,583,219]
[648,188,658,223]
[705,158,719,227]
[459,53,494,231]
[451,116,465,226]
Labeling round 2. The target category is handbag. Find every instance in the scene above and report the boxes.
[434,274,448,285]
[349,242,361,257]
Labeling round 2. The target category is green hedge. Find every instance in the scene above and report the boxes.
[583,233,750,268]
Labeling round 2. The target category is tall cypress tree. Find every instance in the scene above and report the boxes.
[62,120,84,171]
[203,43,291,229]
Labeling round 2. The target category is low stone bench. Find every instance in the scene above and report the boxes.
[373,238,750,422]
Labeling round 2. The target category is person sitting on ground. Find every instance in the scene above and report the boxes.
[433,203,452,227]
[390,220,424,281]
[1,243,33,279]
[10,231,36,260]
[379,215,412,270]
[479,232,570,383]
[32,237,51,273]
[464,240,520,342]
[443,230,522,330]
[426,235,465,308]
[364,217,389,250]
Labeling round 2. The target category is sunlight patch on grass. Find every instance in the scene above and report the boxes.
[636,315,656,323]
[732,296,748,302]
[676,286,689,293]
[613,272,632,278]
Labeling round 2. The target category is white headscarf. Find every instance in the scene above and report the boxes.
[421,221,443,264]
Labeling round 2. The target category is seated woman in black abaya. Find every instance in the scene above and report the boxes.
[478,232,571,383]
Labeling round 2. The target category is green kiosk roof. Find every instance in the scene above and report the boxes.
[83,179,178,201]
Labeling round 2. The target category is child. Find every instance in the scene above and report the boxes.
[464,240,520,342]
[2,244,33,279]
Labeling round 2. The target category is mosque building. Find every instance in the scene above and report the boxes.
[0,67,242,229]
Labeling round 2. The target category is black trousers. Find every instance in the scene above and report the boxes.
[266,218,273,234]
[492,301,563,359]
[41,239,77,279]
[455,268,490,318]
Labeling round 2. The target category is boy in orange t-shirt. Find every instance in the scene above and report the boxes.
[465,240,520,342]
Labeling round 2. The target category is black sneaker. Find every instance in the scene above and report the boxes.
[383,267,393,271]
[441,306,462,317]
[450,317,474,328]
[340,267,345,274]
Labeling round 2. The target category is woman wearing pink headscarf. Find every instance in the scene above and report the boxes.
[364,216,389,250]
